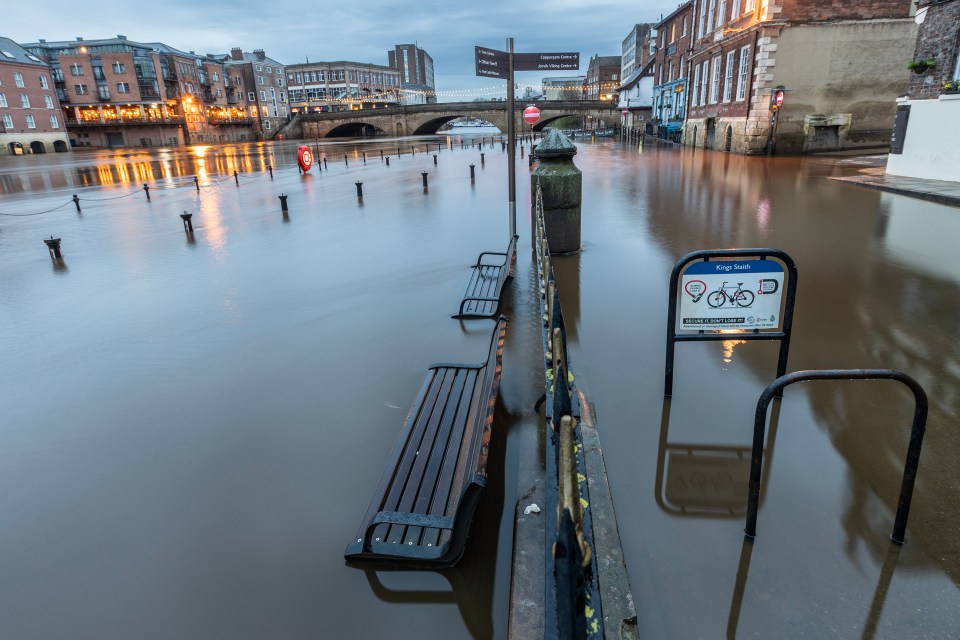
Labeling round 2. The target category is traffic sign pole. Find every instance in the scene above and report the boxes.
[507,37,516,239]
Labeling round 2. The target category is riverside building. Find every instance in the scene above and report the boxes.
[286,61,401,113]
[0,36,71,155]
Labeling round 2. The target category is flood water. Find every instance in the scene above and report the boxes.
[1,134,958,639]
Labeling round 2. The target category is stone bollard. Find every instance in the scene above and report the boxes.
[72,194,81,212]
[355,182,363,199]
[143,184,150,201]
[386,157,390,166]
[44,236,63,260]
[469,164,476,182]
[278,194,289,212]
[433,154,437,165]
[421,172,428,188]
[531,129,581,254]
[481,153,485,166]
[180,211,194,233]
[268,164,273,179]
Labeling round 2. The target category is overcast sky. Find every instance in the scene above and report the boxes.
[5,0,666,100]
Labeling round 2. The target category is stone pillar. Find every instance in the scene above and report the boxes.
[531,129,581,254]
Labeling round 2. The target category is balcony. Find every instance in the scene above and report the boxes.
[66,116,185,128]
[208,116,256,125]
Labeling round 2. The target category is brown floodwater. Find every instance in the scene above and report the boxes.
[1,135,957,639]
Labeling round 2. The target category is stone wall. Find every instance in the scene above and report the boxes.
[907,0,960,100]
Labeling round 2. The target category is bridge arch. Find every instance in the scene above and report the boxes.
[325,122,387,138]
[536,114,578,131]
[413,115,462,135]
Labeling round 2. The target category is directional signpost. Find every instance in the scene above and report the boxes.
[474,42,580,238]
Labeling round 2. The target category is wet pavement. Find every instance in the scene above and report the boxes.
[1,136,958,639]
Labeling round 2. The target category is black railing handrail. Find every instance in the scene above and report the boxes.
[745,369,928,544]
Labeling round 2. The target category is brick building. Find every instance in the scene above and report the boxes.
[0,37,71,155]
[651,2,694,135]
[684,0,917,154]
[22,36,258,149]
[389,44,435,104]
[584,54,621,101]
[886,0,960,182]
[220,48,288,138]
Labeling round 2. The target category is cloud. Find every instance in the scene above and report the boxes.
[5,0,663,99]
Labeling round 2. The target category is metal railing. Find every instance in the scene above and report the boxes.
[534,182,604,640]
[65,117,185,127]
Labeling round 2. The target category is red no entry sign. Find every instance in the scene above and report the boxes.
[523,105,541,124]
[774,90,784,106]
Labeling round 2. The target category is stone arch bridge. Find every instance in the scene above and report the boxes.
[285,101,620,139]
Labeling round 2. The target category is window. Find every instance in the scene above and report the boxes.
[736,45,750,101]
[0,92,6,107]
[732,0,741,16]
[745,0,755,10]
[44,95,54,108]
[263,119,270,129]
[723,51,735,102]
[700,60,709,105]
[20,93,30,108]
[256,65,262,71]
[75,83,88,95]
[212,72,219,82]
[679,56,685,78]
[235,76,241,86]
[39,75,49,89]
[276,68,282,75]
[216,88,222,98]
[1,51,15,59]
[257,76,264,85]
[717,0,727,28]
[671,23,677,43]
[707,0,715,31]
[270,87,276,98]
[2,113,12,128]
[709,55,720,103]
[692,65,700,107]
[14,72,24,87]
[112,62,126,73]
[70,63,84,76]
[277,77,283,87]
[50,114,59,128]
[97,86,110,100]
[117,82,130,93]
[698,0,707,37]
[683,17,688,36]
[25,114,36,128]
[248,91,255,101]
[266,66,271,73]
[260,90,266,100]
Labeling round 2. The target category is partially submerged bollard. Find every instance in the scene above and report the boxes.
[180,211,194,233]
[143,184,150,201]
[481,153,485,166]
[268,164,273,179]
[233,170,239,186]
[421,172,428,188]
[44,236,63,260]
[72,194,81,213]
[193,177,200,192]
[469,164,476,182]
[531,129,582,254]
[355,182,363,199]
[386,157,390,166]
[433,154,438,165]
[278,194,289,212]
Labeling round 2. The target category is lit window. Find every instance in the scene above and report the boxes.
[25,114,36,128]
[44,95,53,108]
[50,114,59,128]
[14,72,24,87]
[20,93,30,108]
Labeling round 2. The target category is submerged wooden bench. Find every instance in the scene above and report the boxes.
[453,235,518,318]
[345,316,507,567]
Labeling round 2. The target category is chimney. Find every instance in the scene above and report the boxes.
[230,47,243,61]
[76,37,83,41]
[117,35,126,40]
[39,38,46,44]
[253,49,265,60]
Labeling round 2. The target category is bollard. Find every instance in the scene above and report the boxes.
[180,211,194,233]
[268,164,273,179]
[502,141,506,151]
[363,152,366,164]
[380,149,384,160]
[521,146,525,158]
[355,182,363,199]
[143,184,150,201]
[278,194,289,212]
[421,172,428,188]
[531,129,582,254]
[481,153,485,166]
[72,194,81,212]
[44,236,63,260]
[323,158,328,170]
[233,170,239,186]
[194,177,200,192]
[397,146,401,156]
[386,156,390,166]
[344,154,348,166]
[469,164,476,181]
[433,154,437,165]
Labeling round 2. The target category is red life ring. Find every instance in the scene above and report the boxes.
[297,145,313,172]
